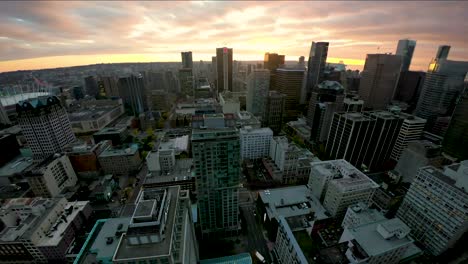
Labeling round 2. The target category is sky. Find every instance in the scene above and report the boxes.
[0,1,467,73]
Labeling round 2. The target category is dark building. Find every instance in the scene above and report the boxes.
[72,86,85,100]
[359,54,402,110]
[93,127,129,146]
[436,45,450,60]
[394,71,425,111]
[272,68,305,121]
[216,47,233,93]
[118,75,147,115]
[307,81,345,142]
[396,39,416,72]
[262,91,286,135]
[181,51,193,69]
[98,76,119,97]
[0,134,20,167]
[326,111,405,171]
[306,42,329,100]
[443,77,468,160]
[264,53,285,72]
[84,76,99,97]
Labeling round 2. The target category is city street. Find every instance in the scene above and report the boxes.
[240,203,271,264]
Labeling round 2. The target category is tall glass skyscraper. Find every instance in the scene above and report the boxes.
[396,39,416,72]
[306,42,329,100]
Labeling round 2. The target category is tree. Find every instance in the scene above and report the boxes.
[146,127,154,137]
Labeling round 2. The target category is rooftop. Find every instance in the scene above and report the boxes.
[0,92,50,107]
[93,126,127,135]
[340,112,373,122]
[68,104,121,122]
[0,154,34,178]
[145,159,193,184]
[200,253,253,264]
[99,144,138,158]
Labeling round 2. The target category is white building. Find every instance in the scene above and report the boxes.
[246,69,270,117]
[390,115,426,161]
[308,159,379,217]
[112,186,198,264]
[16,96,76,162]
[240,127,273,160]
[397,161,468,256]
[219,91,240,114]
[25,154,78,198]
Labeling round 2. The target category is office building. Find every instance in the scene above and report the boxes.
[359,54,403,110]
[326,111,405,171]
[16,96,76,162]
[396,39,416,72]
[397,162,468,255]
[443,75,468,160]
[0,198,91,263]
[272,68,305,121]
[262,91,286,135]
[393,71,426,110]
[151,89,171,112]
[341,202,386,230]
[181,51,193,69]
[112,186,199,263]
[308,159,378,217]
[68,99,125,134]
[98,144,142,176]
[118,75,147,116]
[145,156,195,192]
[240,127,273,160]
[179,68,194,97]
[390,115,426,161]
[219,91,240,114]
[216,47,233,93]
[305,42,329,100]
[24,154,78,198]
[0,134,20,167]
[64,140,111,179]
[192,127,240,236]
[414,55,468,133]
[343,97,364,112]
[236,111,261,129]
[436,45,450,60]
[246,69,270,117]
[306,81,345,142]
[84,76,99,97]
[264,53,285,72]
[93,126,129,146]
[98,76,119,97]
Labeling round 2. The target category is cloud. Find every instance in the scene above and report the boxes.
[0,1,467,72]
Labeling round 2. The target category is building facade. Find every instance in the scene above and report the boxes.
[261,91,286,135]
[216,47,233,93]
[272,68,305,121]
[98,144,142,176]
[246,69,270,117]
[390,115,426,161]
[305,41,329,101]
[240,127,273,161]
[396,39,416,72]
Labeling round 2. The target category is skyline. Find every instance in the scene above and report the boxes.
[1,1,467,73]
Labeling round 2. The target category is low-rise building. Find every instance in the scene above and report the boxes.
[65,140,111,178]
[24,154,78,198]
[68,99,124,134]
[98,144,141,176]
[0,197,91,263]
[309,160,379,218]
[0,151,34,186]
[236,111,261,129]
[145,157,195,192]
[93,126,129,146]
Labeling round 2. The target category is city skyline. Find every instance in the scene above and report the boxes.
[1,1,467,73]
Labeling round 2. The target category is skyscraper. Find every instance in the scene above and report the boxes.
[16,96,76,162]
[442,74,468,160]
[179,68,194,97]
[84,76,99,97]
[246,69,270,116]
[98,76,119,97]
[397,163,468,256]
[435,45,450,60]
[262,91,286,135]
[272,68,305,121]
[390,115,426,161]
[118,75,147,115]
[216,47,233,93]
[359,54,403,110]
[414,56,468,133]
[192,125,240,236]
[263,53,285,72]
[305,42,329,100]
[396,39,416,72]
[307,81,345,142]
[181,51,193,69]
[393,71,426,110]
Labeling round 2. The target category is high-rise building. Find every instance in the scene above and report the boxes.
[25,154,78,197]
[306,81,345,142]
[181,51,193,69]
[397,162,468,255]
[326,111,405,171]
[192,127,240,236]
[443,75,468,160]
[414,56,468,133]
[390,115,426,161]
[98,76,119,97]
[240,127,273,161]
[216,47,233,93]
[435,45,450,60]
[179,68,194,97]
[262,91,286,135]
[298,56,305,68]
[112,186,199,263]
[308,159,378,217]
[343,97,364,112]
[272,68,305,121]
[359,54,403,110]
[84,75,99,97]
[118,75,147,115]
[263,53,285,72]
[305,42,329,100]
[393,71,426,110]
[16,96,76,162]
[246,69,270,116]
[396,39,416,72]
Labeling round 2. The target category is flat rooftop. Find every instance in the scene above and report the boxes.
[87,218,131,263]
[201,253,252,264]
[68,105,120,122]
[350,218,413,256]
[0,155,34,177]
[99,144,138,158]
[94,126,127,135]
[259,185,328,221]
[340,112,373,122]
[113,186,179,260]
[144,159,193,184]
